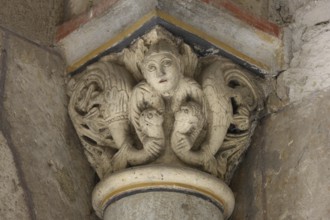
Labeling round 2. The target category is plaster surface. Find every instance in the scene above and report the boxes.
[1,34,97,220]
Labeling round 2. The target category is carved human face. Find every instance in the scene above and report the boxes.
[142,53,182,95]
[140,108,164,138]
[174,105,199,134]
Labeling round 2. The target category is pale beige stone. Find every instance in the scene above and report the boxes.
[68,27,264,183]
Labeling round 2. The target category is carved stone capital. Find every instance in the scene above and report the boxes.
[68,27,264,184]
[68,26,265,219]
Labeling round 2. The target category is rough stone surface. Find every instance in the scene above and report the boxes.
[275,0,330,103]
[0,0,64,44]
[232,3,330,219]
[231,88,330,219]
[2,34,97,220]
[0,131,30,219]
[0,28,3,73]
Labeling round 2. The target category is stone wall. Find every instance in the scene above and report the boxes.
[0,2,97,220]
[0,0,64,45]
[231,0,330,219]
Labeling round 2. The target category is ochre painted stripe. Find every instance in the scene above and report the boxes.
[66,10,158,73]
[67,9,271,73]
[156,10,269,71]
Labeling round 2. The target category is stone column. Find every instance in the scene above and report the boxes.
[92,166,234,220]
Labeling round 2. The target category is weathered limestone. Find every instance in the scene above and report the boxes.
[1,34,97,220]
[231,88,330,219]
[0,28,31,220]
[275,0,330,104]
[0,131,30,219]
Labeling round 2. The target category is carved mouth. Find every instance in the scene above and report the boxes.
[159,79,167,83]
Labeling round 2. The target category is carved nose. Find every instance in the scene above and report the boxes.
[157,67,166,77]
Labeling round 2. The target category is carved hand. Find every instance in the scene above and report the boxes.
[200,146,218,175]
[143,138,163,158]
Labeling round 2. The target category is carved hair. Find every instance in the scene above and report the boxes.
[140,39,183,76]
[183,102,206,127]
[145,39,180,58]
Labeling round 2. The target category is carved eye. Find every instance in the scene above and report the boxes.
[181,107,189,114]
[162,59,172,67]
[147,64,156,72]
[147,112,153,119]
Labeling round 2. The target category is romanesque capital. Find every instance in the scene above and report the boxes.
[68,27,263,184]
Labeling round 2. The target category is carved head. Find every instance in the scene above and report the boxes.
[139,108,164,138]
[141,40,183,96]
[174,102,205,135]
